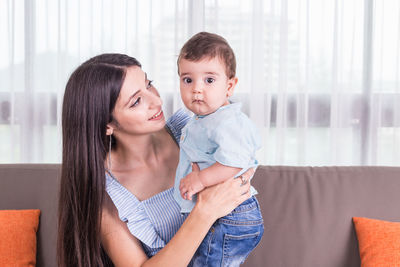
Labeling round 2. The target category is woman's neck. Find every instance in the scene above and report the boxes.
[109,129,170,172]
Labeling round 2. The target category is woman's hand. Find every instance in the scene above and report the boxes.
[194,163,255,222]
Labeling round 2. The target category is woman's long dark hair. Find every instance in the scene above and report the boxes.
[58,53,141,267]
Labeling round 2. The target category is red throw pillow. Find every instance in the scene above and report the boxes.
[0,209,41,267]
[353,217,400,267]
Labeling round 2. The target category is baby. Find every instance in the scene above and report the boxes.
[173,32,264,266]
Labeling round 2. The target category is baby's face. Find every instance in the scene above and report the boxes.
[178,56,237,116]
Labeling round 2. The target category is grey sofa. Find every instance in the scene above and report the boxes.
[1,164,400,267]
[0,164,60,267]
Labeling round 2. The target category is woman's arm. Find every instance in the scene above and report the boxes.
[101,193,149,267]
[101,166,254,267]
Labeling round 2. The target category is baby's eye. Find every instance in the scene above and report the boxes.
[205,77,215,84]
[130,97,141,108]
[183,77,192,84]
[146,80,153,89]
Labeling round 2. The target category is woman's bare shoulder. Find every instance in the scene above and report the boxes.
[101,193,122,235]
[101,194,148,266]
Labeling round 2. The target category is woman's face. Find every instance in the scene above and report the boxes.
[110,66,165,137]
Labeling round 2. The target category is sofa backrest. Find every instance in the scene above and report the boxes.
[244,166,400,267]
[1,165,400,267]
[0,164,60,267]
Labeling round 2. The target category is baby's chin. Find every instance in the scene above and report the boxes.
[190,106,218,116]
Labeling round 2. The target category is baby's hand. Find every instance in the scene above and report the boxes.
[179,164,205,201]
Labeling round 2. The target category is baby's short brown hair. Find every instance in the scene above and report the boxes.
[178,32,236,79]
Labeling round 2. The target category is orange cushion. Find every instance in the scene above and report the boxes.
[0,209,40,267]
[353,217,400,267]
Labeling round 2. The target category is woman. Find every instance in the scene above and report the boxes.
[58,53,253,267]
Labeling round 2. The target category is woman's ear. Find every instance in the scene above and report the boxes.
[106,124,114,136]
[226,77,238,97]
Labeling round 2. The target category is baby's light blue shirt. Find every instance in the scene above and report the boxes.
[173,102,261,213]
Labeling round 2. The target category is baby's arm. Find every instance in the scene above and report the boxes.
[179,162,241,200]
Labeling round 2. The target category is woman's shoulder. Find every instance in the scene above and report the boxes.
[101,189,124,236]
[165,108,191,143]
[167,108,190,128]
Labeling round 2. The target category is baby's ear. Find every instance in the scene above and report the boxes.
[227,77,238,97]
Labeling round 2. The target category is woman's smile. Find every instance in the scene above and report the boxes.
[149,109,164,121]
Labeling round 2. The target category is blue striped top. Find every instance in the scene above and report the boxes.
[105,109,190,257]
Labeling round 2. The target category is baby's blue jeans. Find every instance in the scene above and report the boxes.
[191,196,264,267]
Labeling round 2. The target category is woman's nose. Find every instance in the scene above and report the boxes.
[147,89,163,107]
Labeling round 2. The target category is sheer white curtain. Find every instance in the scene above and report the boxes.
[1,0,399,166]
[204,0,400,166]
[0,0,189,163]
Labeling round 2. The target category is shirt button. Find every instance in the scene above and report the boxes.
[180,135,184,141]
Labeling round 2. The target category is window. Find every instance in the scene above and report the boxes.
[1,0,399,166]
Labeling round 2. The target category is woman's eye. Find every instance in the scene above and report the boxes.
[146,80,153,89]
[205,77,215,84]
[183,77,192,84]
[131,97,141,107]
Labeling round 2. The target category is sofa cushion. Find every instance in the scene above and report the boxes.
[1,164,400,267]
[353,217,400,267]
[243,166,400,267]
[0,164,60,267]
[0,209,40,267]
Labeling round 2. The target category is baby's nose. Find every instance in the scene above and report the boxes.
[192,82,203,93]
